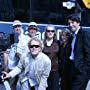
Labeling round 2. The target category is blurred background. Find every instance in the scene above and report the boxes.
[0,0,89,26]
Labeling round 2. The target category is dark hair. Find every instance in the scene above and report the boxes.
[67,14,81,23]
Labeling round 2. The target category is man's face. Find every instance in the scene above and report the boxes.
[68,19,80,33]
[28,28,37,37]
[13,25,21,34]
[30,40,41,57]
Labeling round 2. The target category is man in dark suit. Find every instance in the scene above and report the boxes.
[67,14,90,90]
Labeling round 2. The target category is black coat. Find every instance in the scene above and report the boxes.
[74,28,90,75]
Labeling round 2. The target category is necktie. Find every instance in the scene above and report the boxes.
[70,34,76,60]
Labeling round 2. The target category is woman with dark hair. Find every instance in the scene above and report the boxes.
[59,28,72,90]
[43,25,60,90]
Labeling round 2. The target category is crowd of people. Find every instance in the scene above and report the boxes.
[2,14,90,90]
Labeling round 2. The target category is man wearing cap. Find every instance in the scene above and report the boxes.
[4,20,24,72]
[3,20,25,90]
[27,22,38,37]
[12,20,25,43]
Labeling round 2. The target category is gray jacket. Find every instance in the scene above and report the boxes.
[9,52,51,89]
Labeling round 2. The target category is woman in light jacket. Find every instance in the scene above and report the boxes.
[3,37,51,90]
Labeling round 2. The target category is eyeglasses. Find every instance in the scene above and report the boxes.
[13,25,21,28]
[30,45,40,48]
[46,30,55,33]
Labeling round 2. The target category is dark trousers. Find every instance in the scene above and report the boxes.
[47,71,59,90]
[61,60,73,90]
[71,62,89,90]
[72,70,89,90]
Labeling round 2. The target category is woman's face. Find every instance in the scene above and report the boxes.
[46,29,55,39]
[29,40,41,57]
[61,32,69,43]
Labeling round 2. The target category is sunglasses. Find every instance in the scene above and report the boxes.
[30,45,40,48]
[13,25,21,28]
[46,30,55,33]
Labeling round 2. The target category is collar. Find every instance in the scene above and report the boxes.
[75,27,80,35]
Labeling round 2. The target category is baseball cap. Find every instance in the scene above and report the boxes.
[28,22,38,30]
[13,20,22,26]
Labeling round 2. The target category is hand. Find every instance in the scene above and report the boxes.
[2,71,11,80]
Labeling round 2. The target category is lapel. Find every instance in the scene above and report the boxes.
[74,28,82,51]
[24,53,31,74]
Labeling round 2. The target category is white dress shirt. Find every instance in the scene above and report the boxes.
[70,28,80,60]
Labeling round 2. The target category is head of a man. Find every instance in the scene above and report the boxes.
[28,37,43,58]
[13,20,22,34]
[67,14,80,33]
[27,22,38,37]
